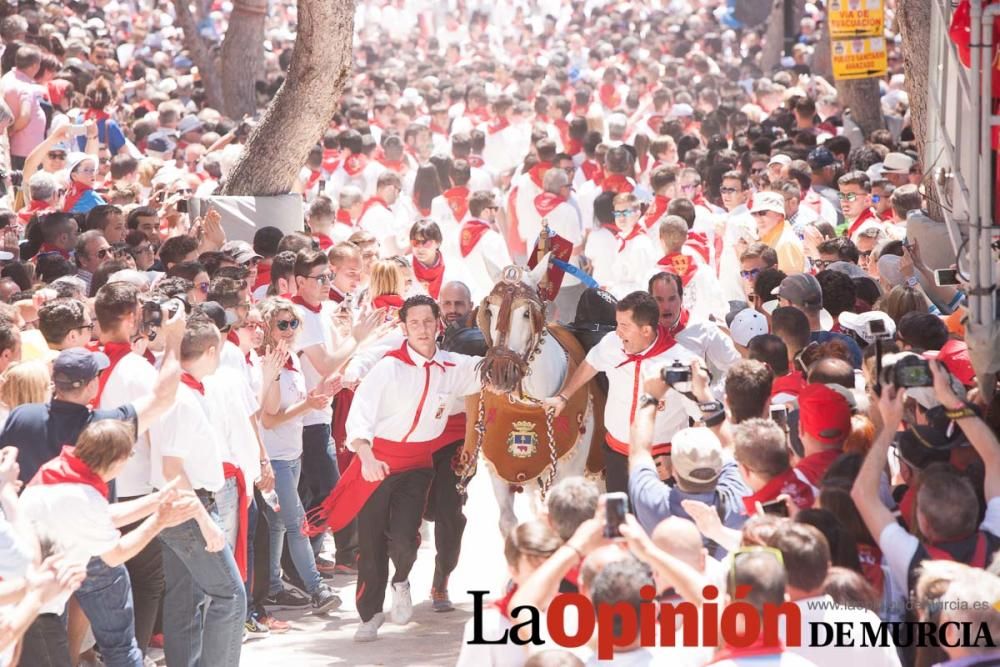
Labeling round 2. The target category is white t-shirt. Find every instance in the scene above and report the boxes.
[20,483,120,613]
[204,365,260,494]
[148,384,226,493]
[292,301,336,426]
[100,352,157,497]
[260,355,308,461]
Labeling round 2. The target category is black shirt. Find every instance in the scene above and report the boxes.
[0,399,138,484]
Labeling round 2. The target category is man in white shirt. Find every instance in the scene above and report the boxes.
[325,129,384,199]
[148,316,247,667]
[344,295,481,642]
[656,216,726,323]
[603,193,658,299]
[359,171,407,257]
[718,171,758,303]
[455,191,512,303]
[545,291,699,494]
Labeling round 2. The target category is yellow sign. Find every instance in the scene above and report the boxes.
[831,37,888,81]
[828,0,885,37]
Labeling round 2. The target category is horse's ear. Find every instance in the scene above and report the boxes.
[526,252,551,288]
[483,254,504,285]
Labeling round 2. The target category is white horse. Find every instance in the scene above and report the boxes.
[475,258,598,537]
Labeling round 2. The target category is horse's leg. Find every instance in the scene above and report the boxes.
[490,469,518,538]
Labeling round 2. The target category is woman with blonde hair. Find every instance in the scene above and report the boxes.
[367,259,407,312]
[877,284,929,325]
[0,361,51,430]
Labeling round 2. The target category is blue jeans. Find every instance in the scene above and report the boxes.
[265,457,321,596]
[74,556,143,667]
[300,423,337,556]
[158,499,245,667]
[215,476,240,552]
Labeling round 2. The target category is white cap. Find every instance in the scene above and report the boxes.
[768,154,792,167]
[730,308,769,346]
[882,152,915,175]
[838,310,896,344]
[749,191,786,215]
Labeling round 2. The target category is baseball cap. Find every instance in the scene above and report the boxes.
[768,154,792,167]
[221,240,263,265]
[925,341,976,388]
[896,429,953,468]
[730,308,769,346]
[826,261,867,280]
[52,347,110,389]
[671,428,724,486]
[669,103,694,119]
[838,310,896,344]
[749,191,786,215]
[882,152,915,175]
[772,273,823,309]
[196,301,238,331]
[807,146,837,170]
[145,131,177,158]
[177,115,204,135]
[798,383,852,444]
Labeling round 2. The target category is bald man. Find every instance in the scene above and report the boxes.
[439,281,474,329]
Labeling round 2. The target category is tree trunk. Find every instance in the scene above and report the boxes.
[220,0,267,119]
[836,78,886,138]
[220,0,354,196]
[172,0,225,112]
[896,0,938,215]
[761,0,785,73]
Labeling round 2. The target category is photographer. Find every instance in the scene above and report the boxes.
[851,360,1000,612]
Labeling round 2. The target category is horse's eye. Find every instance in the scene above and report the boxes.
[522,311,530,319]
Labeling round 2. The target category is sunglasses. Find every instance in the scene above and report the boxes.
[720,186,741,195]
[680,184,699,192]
[276,318,300,331]
[96,247,113,259]
[751,211,770,217]
[812,259,833,270]
[740,268,761,280]
[196,281,209,294]
[612,209,635,218]
[411,238,437,248]
[837,192,860,202]
[48,152,67,160]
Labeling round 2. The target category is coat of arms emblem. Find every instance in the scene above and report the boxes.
[507,421,538,458]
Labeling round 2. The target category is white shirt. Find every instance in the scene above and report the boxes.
[684,263,728,323]
[359,201,406,257]
[204,364,260,494]
[455,221,512,303]
[586,331,700,452]
[100,352,157,497]
[674,319,742,376]
[719,207,758,303]
[585,226,617,290]
[259,355,308,461]
[345,343,480,447]
[782,595,901,667]
[292,300,336,426]
[605,233,659,300]
[148,383,226,493]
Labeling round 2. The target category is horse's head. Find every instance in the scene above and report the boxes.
[476,256,550,394]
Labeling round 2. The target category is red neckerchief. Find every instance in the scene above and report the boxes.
[643,194,670,230]
[493,584,518,620]
[460,219,491,257]
[572,102,590,117]
[361,196,391,218]
[534,192,566,217]
[429,121,449,136]
[665,309,690,337]
[412,252,445,299]
[373,294,404,310]
[692,192,709,209]
[742,466,815,514]
[599,82,621,109]
[314,232,334,251]
[466,106,492,124]
[615,326,675,368]
[383,339,454,370]
[527,161,552,189]
[37,242,71,259]
[180,372,205,395]
[565,137,582,156]
[292,295,322,314]
[304,168,321,193]
[581,159,604,185]
[88,340,134,407]
[328,287,345,303]
[377,157,406,173]
[322,148,340,173]
[846,207,879,238]
[616,225,644,252]
[711,635,784,663]
[467,154,485,168]
[794,449,842,487]
[646,113,665,134]
[84,109,110,122]
[18,199,52,223]
[283,355,298,372]
[226,329,241,348]
[442,186,470,220]
[553,118,571,147]
[343,153,368,177]
[685,232,711,264]
[771,371,806,397]
[30,446,109,499]
[62,180,91,213]
[602,173,634,194]
[334,208,354,230]
[487,117,510,135]
[657,252,698,286]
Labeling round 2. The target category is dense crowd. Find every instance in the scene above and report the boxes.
[0,0,997,666]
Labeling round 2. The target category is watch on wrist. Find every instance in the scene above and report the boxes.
[698,401,724,413]
[702,409,726,428]
[944,403,979,421]
[638,393,662,410]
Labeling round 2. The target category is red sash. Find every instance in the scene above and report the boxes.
[460,220,491,257]
[602,173,634,194]
[657,252,698,286]
[846,207,879,238]
[18,199,52,224]
[533,192,566,217]
[314,232,333,251]
[334,208,354,232]
[580,159,603,185]
[321,148,340,173]
[222,462,249,579]
[643,195,670,230]
[361,196,391,218]
[62,181,91,213]
[412,252,445,299]
[304,415,466,534]
[442,186,470,221]
[487,118,509,135]
[30,446,109,499]
[598,83,621,109]
[616,226,644,252]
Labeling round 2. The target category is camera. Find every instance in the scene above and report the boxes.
[140,296,185,336]
[866,318,892,340]
[888,354,933,388]
[661,360,692,386]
